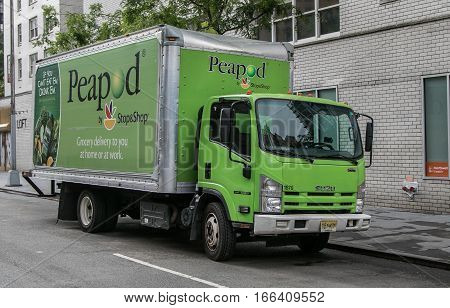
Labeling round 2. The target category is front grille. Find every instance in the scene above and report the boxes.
[285,209,352,214]
[307,192,334,196]
[285,201,300,206]
[283,191,356,208]
[284,191,300,196]
[307,203,334,206]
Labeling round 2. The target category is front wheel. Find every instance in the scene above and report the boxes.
[203,202,236,261]
[297,233,330,253]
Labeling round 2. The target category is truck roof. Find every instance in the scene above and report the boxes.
[216,93,352,109]
[38,25,292,66]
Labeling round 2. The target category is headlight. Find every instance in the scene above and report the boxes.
[260,176,282,213]
[356,182,366,213]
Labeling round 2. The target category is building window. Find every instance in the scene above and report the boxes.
[256,24,272,42]
[423,75,449,178]
[29,0,37,5]
[7,55,11,83]
[29,17,38,40]
[17,59,22,81]
[273,0,340,43]
[17,24,22,46]
[17,0,21,11]
[29,53,38,77]
[296,87,338,101]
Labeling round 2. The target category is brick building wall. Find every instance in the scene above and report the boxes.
[294,2,450,213]
[341,0,450,33]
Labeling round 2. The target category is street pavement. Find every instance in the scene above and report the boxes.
[1,172,449,265]
[0,191,449,288]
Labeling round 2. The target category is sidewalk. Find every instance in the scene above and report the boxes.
[1,171,449,263]
[0,171,57,196]
[330,206,450,264]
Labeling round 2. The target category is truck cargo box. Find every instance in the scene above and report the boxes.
[31,25,292,194]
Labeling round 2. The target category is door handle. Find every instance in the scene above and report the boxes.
[205,162,211,179]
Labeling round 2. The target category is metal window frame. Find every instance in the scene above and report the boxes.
[272,0,341,44]
[17,58,22,80]
[17,24,22,46]
[294,85,339,101]
[29,16,38,41]
[421,74,450,180]
[6,55,11,77]
[29,52,38,78]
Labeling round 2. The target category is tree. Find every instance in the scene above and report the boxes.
[35,4,117,56]
[120,0,284,37]
[36,0,286,55]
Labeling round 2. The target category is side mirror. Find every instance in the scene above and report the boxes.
[220,108,231,147]
[365,122,373,152]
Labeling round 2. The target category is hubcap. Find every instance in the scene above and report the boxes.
[80,196,94,227]
[205,213,219,251]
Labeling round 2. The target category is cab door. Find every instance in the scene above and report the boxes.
[198,100,254,223]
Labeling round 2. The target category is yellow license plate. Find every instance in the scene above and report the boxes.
[320,220,337,232]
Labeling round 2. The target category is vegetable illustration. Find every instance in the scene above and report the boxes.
[241,77,250,89]
[105,100,117,119]
[33,107,59,167]
[104,100,117,130]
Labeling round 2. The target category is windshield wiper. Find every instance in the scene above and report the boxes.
[317,154,358,165]
[266,149,315,163]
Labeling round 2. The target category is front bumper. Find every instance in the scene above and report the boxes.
[253,213,371,235]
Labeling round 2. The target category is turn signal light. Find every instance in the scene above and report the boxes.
[246,90,252,95]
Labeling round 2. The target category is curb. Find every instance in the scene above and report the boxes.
[327,242,450,271]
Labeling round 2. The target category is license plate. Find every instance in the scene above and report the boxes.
[320,220,337,232]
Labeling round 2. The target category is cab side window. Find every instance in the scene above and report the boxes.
[210,102,232,145]
[232,104,251,158]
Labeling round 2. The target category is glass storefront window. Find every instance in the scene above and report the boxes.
[424,76,449,178]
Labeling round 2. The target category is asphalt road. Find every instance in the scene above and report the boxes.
[0,191,449,288]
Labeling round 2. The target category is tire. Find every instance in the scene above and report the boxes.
[297,233,330,253]
[77,190,118,233]
[203,202,236,261]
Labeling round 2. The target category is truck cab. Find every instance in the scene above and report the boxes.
[194,93,373,260]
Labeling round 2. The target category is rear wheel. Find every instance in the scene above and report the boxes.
[203,202,235,261]
[297,233,330,253]
[77,190,118,233]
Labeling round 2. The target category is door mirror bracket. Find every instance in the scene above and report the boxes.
[356,113,374,168]
[226,101,252,179]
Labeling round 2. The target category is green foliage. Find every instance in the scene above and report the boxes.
[35,4,114,55]
[36,0,284,55]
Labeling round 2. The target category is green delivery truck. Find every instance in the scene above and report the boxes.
[29,25,374,261]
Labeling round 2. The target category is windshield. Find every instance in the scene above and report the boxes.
[256,99,363,160]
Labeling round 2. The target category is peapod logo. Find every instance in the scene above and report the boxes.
[208,56,266,89]
[67,51,142,111]
[101,100,149,131]
[103,100,117,131]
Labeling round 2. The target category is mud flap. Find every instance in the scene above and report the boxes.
[57,183,78,221]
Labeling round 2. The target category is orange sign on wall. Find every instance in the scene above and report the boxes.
[426,162,449,177]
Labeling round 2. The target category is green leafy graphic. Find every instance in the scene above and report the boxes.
[34,107,59,166]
